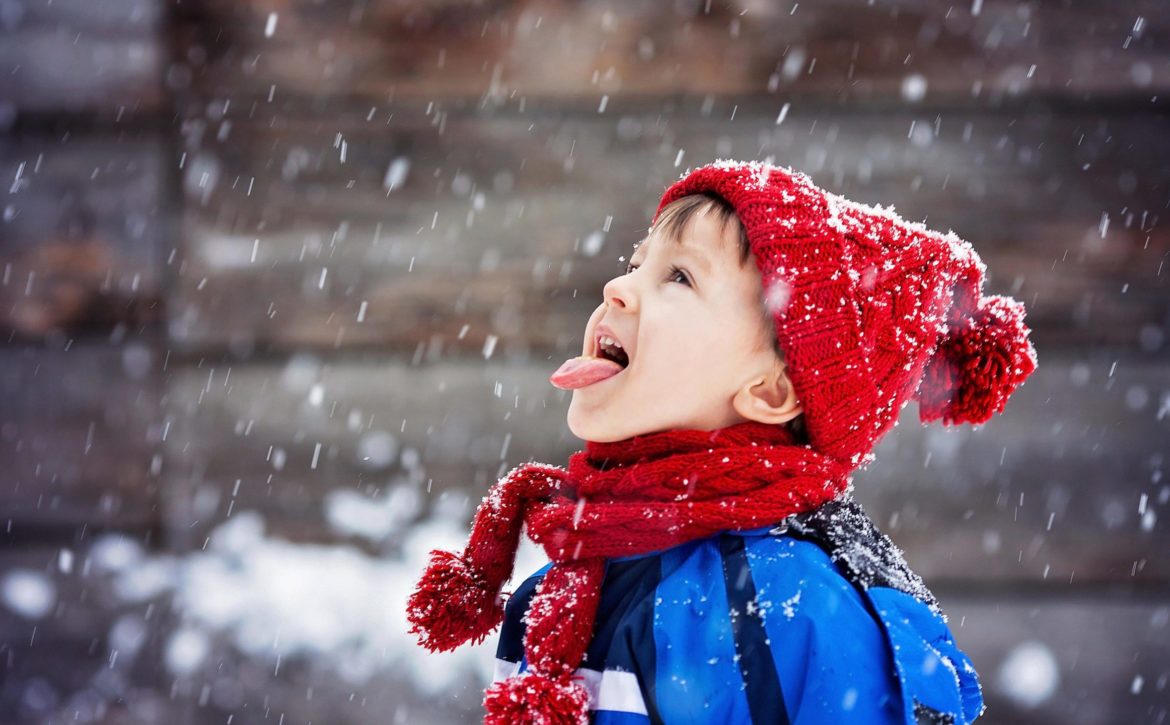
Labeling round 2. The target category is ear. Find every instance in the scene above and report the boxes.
[731,360,803,425]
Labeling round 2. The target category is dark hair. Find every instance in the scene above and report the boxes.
[788,414,809,445]
[649,191,754,265]
[643,192,809,445]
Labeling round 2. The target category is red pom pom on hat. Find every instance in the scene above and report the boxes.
[483,670,591,725]
[405,549,505,652]
[916,295,1038,425]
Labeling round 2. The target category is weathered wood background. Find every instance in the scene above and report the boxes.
[2,0,1168,723]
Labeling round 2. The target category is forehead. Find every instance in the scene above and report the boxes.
[634,206,738,264]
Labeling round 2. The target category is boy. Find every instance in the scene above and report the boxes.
[407,160,1037,724]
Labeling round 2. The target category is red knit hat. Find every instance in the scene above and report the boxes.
[654,159,1038,468]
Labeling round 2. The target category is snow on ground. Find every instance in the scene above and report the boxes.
[0,569,56,619]
[82,491,549,695]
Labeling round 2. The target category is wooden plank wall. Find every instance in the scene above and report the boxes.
[2,1,1167,723]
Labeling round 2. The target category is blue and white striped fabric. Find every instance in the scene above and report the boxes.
[494,524,983,724]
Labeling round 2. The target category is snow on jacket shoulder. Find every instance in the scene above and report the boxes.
[494,496,984,725]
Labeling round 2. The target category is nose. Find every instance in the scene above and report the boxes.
[602,271,637,311]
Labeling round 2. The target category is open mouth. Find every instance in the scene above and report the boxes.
[596,336,630,369]
[549,328,633,390]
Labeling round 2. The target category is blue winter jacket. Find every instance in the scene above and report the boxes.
[494,496,984,724]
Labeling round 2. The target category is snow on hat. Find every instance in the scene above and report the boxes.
[653,159,1038,469]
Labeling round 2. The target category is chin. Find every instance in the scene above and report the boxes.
[566,413,601,442]
[566,406,627,443]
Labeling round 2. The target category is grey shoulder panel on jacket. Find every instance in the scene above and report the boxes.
[777,494,942,614]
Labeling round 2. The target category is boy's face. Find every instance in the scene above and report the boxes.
[566,207,796,443]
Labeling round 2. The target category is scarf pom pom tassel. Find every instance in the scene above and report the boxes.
[483,670,591,725]
[405,549,504,652]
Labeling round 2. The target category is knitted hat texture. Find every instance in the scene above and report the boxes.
[654,159,1038,468]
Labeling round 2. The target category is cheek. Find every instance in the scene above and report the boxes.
[642,323,716,371]
[688,322,753,374]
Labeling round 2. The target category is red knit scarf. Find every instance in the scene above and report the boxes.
[406,420,852,724]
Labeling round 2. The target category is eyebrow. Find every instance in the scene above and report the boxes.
[632,236,713,274]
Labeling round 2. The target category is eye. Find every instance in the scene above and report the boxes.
[625,262,691,287]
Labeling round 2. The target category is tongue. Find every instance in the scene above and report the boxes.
[549,355,624,390]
